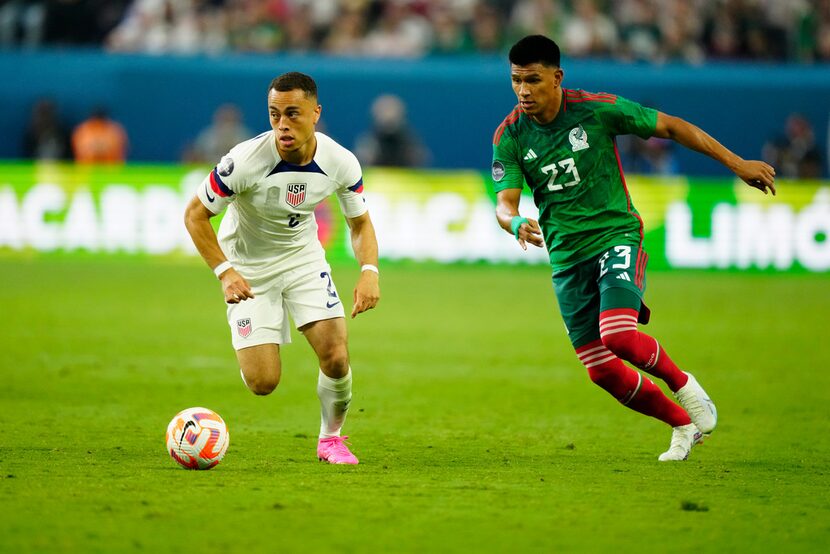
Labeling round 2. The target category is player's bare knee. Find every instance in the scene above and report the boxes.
[318,345,349,377]
[240,364,281,395]
[247,372,280,395]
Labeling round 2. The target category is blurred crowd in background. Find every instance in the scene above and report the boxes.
[6,0,830,177]
[2,0,830,63]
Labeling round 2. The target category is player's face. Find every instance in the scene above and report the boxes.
[268,88,322,156]
[510,63,564,124]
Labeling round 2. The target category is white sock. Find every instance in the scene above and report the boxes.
[317,368,352,439]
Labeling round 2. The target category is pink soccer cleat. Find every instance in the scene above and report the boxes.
[317,436,359,465]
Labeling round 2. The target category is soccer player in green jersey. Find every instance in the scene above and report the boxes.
[492,35,776,461]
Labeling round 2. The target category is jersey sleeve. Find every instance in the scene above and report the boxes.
[195,145,252,215]
[491,129,524,193]
[597,96,658,139]
[335,151,368,219]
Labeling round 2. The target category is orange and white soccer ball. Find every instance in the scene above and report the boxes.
[165,407,229,470]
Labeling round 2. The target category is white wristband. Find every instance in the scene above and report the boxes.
[360,264,379,274]
[213,261,233,278]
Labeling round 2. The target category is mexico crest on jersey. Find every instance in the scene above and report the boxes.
[569,125,590,152]
[286,183,307,207]
[237,318,252,338]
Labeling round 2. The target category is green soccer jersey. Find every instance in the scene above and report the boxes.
[491,89,658,270]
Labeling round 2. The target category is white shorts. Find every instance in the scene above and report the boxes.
[226,262,345,350]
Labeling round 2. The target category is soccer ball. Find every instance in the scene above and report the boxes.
[165,407,229,470]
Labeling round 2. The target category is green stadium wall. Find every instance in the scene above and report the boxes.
[0,163,827,272]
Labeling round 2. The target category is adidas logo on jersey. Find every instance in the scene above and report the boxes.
[616,273,631,281]
[523,149,538,161]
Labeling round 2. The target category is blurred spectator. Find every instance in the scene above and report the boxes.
[362,2,431,58]
[616,0,660,61]
[23,99,71,161]
[0,0,824,64]
[466,3,505,54]
[428,4,467,55]
[227,1,283,54]
[182,104,251,164]
[355,94,429,167]
[71,107,129,164]
[322,5,368,55]
[282,3,317,52]
[763,113,824,179]
[108,0,219,54]
[0,0,46,47]
[509,0,564,42]
[562,0,617,58]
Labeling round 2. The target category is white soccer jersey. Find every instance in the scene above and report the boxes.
[196,131,367,273]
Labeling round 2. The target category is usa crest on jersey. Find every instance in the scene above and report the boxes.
[286,183,307,207]
[237,318,252,338]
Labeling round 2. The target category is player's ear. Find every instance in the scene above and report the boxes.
[553,68,564,87]
[314,104,322,125]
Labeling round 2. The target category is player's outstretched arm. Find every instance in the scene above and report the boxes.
[653,112,776,195]
[495,188,544,250]
[345,211,380,318]
[183,196,253,304]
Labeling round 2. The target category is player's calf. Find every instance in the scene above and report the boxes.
[576,340,691,427]
[576,340,641,402]
[599,308,688,392]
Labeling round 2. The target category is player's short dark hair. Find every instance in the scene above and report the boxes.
[268,72,318,99]
[509,35,561,68]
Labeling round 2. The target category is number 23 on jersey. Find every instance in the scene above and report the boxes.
[541,157,581,191]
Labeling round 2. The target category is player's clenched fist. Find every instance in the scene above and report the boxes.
[220,268,254,304]
[518,218,544,250]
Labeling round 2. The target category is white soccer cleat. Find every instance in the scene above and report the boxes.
[658,423,704,461]
[674,372,717,434]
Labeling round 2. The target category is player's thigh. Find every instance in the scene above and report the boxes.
[552,260,601,348]
[283,263,346,331]
[225,276,292,351]
[597,244,648,313]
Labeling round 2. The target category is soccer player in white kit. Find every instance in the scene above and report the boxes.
[184,72,380,465]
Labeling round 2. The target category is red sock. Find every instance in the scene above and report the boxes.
[576,340,691,427]
[599,308,689,392]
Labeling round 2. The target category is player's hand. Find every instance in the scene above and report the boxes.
[220,268,254,304]
[734,159,776,196]
[351,270,379,318]
[517,218,544,250]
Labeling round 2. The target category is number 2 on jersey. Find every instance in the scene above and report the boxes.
[288,213,301,228]
[542,157,581,191]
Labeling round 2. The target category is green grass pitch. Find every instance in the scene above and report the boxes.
[1,256,828,553]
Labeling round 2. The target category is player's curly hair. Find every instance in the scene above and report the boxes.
[509,35,561,68]
[269,72,318,99]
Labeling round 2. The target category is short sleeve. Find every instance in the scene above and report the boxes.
[335,151,368,219]
[597,96,658,139]
[196,147,250,214]
[492,128,524,193]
